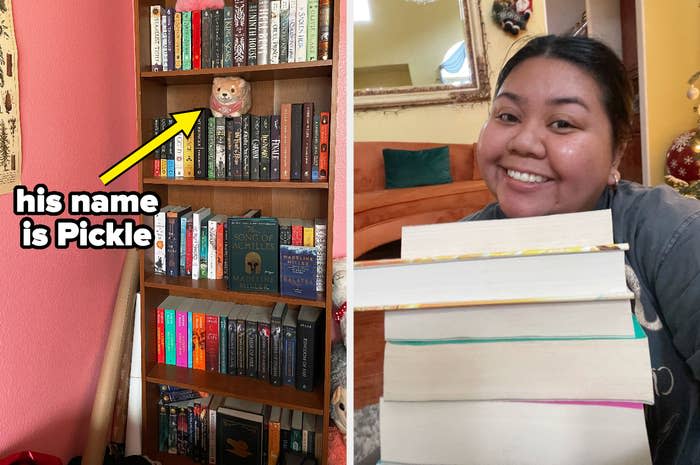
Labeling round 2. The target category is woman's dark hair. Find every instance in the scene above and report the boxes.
[496,35,634,150]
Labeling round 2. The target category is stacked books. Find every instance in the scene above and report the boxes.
[354,210,654,465]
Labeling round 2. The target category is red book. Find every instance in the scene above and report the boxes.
[301,103,314,181]
[157,306,165,364]
[185,219,193,276]
[280,103,292,181]
[153,159,160,178]
[216,221,225,279]
[205,313,219,371]
[319,111,330,181]
[192,10,202,69]
[291,223,303,246]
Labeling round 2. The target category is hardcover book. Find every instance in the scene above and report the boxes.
[217,399,264,465]
[201,9,213,68]
[311,113,320,181]
[270,302,288,385]
[270,0,281,64]
[227,217,279,293]
[280,0,290,63]
[280,245,317,300]
[282,308,299,386]
[215,117,227,179]
[236,306,253,375]
[233,0,248,66]
[192,10,202,69]
[287,0,297,62]
[232,116,243,180]
[194,108,213,179]
[295,306,322,391]
[294,0,307,62]
[257,306,273,382]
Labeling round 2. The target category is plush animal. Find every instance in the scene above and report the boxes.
[329,258,348,463]
[175,0,224,12]
[210,76,252,117]
[332,258,347,343]
[492,0,532,35]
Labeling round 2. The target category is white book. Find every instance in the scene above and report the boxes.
[192,207,211,280]
[384,298,635,341]
[314,218,326,292]
[287,0,297,62]
[269,0,281,64]
[174,133,184,177]
[160,14,169,72]
[153,206,173,275]
[257,0,271,65]
[401,209,613,259]
[383,329,653,403]
[380,399,652,465]
[208,396,224,464]
[150,6,162,71]
[355,245,630,311]
[295,0,307,62]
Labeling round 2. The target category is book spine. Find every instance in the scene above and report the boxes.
[159,405,168,452]
[279,223,292,245]
[282,324,296,385]
[175,311,188,367]
[161,14,169,71]
[167,118,176,178]
[291,224,303,245]
[182,11,192,70]
[200,223,209,278]
[166,8,175,71]
[233,0,248,66]
[215,117,227,179]
[188,312,193,368]
[201,10,212,68]
[150,6,163,71]
[301,103,314,181]
[152,118,160,177]
[184,132,195,178]
[223,221,229,279]
[280,0,290,63]
[260,115,271,180]
[165,214,180,276]
[315,220,327,292]
[257,0,271,65]
[192,215,201,280]
[223,6,234,68]
[154,210,167,275]
[168,407,178,454]
[303,225,314,246]
[268,417,281,465]
[207,116,216,179]
[232,116,243,180]
[187,406,195,457]
[319,111,329,181]
[241,114,251,179]
[194,111,208,179]
[208,219,218,280]
[270,0,281,64]
[247,317,259,377]
[227,318,237,374]
[237,316,247,376]
[280,104,292,180]
[270,315,283,385]
[208,402,217,464]
[213,9,223,68]
[157,306,165,364]
[175,133,184,177]
[306,0,318,61]
[177,407,187,455]
[318,0,330,59]
[180,215,188,275]
[311,112,320,181]
[287,0,297,62]
[290,104,303,180]
[174,12,183,70]
[225,117,234,179]
[192,10,202,69]
[258,319,271,381]
[219,314,228,374]
[294,0,307,62]
[296,319,316,391]
[160,118,168,176]
[205,314,219,371]
[250,115,261,180]
[186,219,193,276]
[290,423,302,452]
[270,115,281,180]
[164,309,177,365]
[193,313,206,370]
[247,0,259,65]
[216,222,225,279]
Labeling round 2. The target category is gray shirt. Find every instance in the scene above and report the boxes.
[465,180,700,465]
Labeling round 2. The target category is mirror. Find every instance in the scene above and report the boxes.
[354,0,490,110]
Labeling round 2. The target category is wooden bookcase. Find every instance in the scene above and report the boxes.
[133,2,340,463]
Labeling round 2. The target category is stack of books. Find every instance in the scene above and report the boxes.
[354,210,654,465]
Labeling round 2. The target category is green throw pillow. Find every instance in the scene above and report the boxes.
[383,146,453,189]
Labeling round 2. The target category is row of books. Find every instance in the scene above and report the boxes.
[151,104,330,183]
[158,387,322,465]
[355,210,654,465]
[150,0,331,71]
[156,297,324,391]
[154,206,327,299]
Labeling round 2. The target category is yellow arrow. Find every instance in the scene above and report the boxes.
[99,109,202,185]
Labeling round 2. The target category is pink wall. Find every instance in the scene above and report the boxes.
[332,0,347,258]
[0,0,346,461]
[0,1,138,461]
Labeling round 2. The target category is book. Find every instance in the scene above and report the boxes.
[245,306,268,378]
[270,0,281,64]
[257,0,270,65]
[213,8,224,67]
[287,0,297,62]
[199,213,215,279]
[217,399,264,465]
[208,215,228,280]
[242,114,251,179]
[156,301,166,364]
[247,0,259,65]
[209,300,236,374]
[295,306,323,391]
[205,308,221,372]
[166,206,191,277]
[150,6,163,71]
[380,399,652,465]
[354,245,631,311]
[280,408,292,453]
[176,299,195,367]
[233,0,248,66]
[231,116,243,179]
[280,0,290,63]
[160,118,169,177]
[208,116,216,179]
[301,413,315,456]
[160,296,185,365]
[174,132,184,177]
[227,217,279,293]
[280,245,317,300]
[184,132,195,177]
[194,108,212,179]
[208,396,225,464]
[280,104,292,180]
[383,317,653,403]
[401,209,614,259]
[317,0,331,59]
[270,115,281,180]
[161,13,169,72]
[152,118,161,176]
[278,218,293,245]
[270,302,288,385]
[215,117,226,179]
[313,218,326,293]
[180,212,193,276]
[192,306,207,370]
[257,306,273,381]
[282,308,299,386]
[268,406,282,465]
[192,10,202,69]
[192,207,212,280]
[301,103,314,181]
[226,304,245,374]
[236,305,253,375]
[165,8,175,71]
[294,0,307,62]
[182,11,192,70]
[306,0,318,61]
[290,410,303,452]
[260,115,271,180]
[223,6,234,68]
[290,104,303,180]
[250,115,261,180]
[154,205,174,275]
[174,11,182,70]
[311,113,320,181]
[201,9,213,68]
[318,112,329,181]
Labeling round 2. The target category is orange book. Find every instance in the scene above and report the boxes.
[268,406,282,465]
[319,112,329,181]
[192,312,206,370]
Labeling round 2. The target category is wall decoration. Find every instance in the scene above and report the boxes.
[492,0,532,36]
[0,0,20,195]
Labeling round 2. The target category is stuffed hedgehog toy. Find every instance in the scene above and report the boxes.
[210,76,252,118]
[175,0,224,11]
[492,0,532,35]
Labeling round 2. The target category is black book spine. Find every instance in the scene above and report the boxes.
[237,317,248,376]
[241,114,251,179]
[301,103,314,182]
[215,117,227,179]
[166,8,175,71]
[193,403,201,460]
[270,314,283,385]
[290,104,303,180]
[232,116,243,180]
[159,118,169,177]
[247,0,258,65]
[270,115,281,180]
[201,10,212,68]
[295,318,317,391]
[152,118,161,176]
[187,406,195,458]
[258,320,270,381]
[194,109,211,179]
[282,325,296,386]
[165,215,180,277]
[246,318,258,377]
[177,408,187,455]
[159,406,168,452]
[225,117,235,179]
[213,9,224,67]
[260,115,271,180]
[250,115,261,180]
[279,224,292,245]
[227,318,237,375]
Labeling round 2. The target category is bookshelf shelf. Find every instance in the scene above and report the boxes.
[144,273,327,308]
[141,60,333,84]
[146,364,325,415]
[143,177,329,189]
[135,0,339,461]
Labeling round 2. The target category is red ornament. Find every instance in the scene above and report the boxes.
[666,129,700,183]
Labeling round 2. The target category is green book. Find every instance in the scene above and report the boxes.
[207,116,216,179]
[306,0,319,61]
[227,217,279,292]
[161,295,185,365]
[182,11,192,70]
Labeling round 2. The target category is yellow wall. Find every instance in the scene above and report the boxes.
[354,0,547,143]
[640,1,700,185]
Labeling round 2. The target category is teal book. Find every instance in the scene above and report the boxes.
[227,217,279,292]
[164,308,177,365]
[182,11,192,70]
[187,311,193,368]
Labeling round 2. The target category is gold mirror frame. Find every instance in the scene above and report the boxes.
[354,0,490,110]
